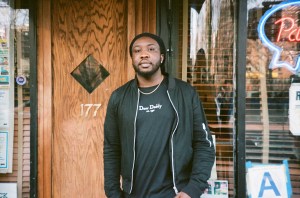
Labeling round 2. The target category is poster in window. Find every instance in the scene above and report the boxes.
[246,160,292,198]
[0,27,7,48]
[201,180,228,198]
[0,50,8,59]
[0,183,17,198]
[289,83,300,136]
[0,26,9,88]
[0,38,8,62]
[0,65,9,75]
[0,5,13,173]
[0,132,8,169]
[0,28,9,87]
[0,89,9,128]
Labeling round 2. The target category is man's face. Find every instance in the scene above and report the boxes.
[131,37,164,78]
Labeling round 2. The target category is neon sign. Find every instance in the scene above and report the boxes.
[276,17,300,42]
[257,0,300,73]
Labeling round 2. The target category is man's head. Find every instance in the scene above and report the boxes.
[129,32,166,77]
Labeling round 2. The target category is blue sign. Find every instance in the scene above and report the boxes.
[246,160,292,198]
[16,75,26,86]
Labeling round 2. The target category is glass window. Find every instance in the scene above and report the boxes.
[247,0,300,197]
[0,0,32,197]
[186,1,236,197]
[161,0,237,196]
[161,0,300,196]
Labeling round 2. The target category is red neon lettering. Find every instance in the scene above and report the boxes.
[289,29,297,42]
[296,29,300,41]
[275,17,300,42]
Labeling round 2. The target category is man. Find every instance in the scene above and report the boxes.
[104,32,215,198]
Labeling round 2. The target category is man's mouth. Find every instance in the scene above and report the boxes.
[139,62,152,67]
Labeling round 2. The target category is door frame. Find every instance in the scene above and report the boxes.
[29,0,38,196]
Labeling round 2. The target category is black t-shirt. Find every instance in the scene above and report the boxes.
[125,79,176,198]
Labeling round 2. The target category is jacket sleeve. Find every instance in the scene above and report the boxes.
[182,88,216,198]
[103,92,123,198]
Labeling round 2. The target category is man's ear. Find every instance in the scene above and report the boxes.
[160,54,164,63]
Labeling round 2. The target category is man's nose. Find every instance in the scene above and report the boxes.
[140,50,150,58]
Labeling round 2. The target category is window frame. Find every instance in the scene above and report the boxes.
[28,0,37,196]
[235,0,247,197]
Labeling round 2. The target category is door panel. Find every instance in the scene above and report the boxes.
[51,0,127,197]
[38,0,156,197]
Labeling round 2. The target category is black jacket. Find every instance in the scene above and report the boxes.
[104,76,215,198]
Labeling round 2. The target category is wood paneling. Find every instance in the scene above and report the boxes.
[127,0,156,79]
[51,0,127,197]
[37,0,156,197]
[37,0,52,197]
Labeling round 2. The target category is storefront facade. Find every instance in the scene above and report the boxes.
[0,0,299,197]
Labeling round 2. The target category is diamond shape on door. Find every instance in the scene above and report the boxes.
[71,55,109,93]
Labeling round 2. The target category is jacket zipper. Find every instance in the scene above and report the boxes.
[129,89,181,194]
[129,90,140,194]
[202,123,213,147]
[167,91,179,194]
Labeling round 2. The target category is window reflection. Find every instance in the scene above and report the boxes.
[0,3,31,197]
[187,0,236,196]
[247,0,300,196]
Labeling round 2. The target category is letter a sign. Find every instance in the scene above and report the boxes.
[258,172,281,197]
[246,161,292,198]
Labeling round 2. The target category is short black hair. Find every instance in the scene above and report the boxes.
[129,32,166,57]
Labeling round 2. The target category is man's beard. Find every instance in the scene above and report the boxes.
[133,62,161,78]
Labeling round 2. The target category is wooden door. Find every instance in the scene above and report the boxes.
[51,0,127,197]
[37,0,156,197]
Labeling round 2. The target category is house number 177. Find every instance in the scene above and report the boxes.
[80,104,102,117]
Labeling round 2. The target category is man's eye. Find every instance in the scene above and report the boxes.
[134,49,140,53]
[149,48,156,51]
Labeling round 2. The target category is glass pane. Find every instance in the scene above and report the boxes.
[0,0,31,197]
[246,0,300,197]
[175,0,236,196]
